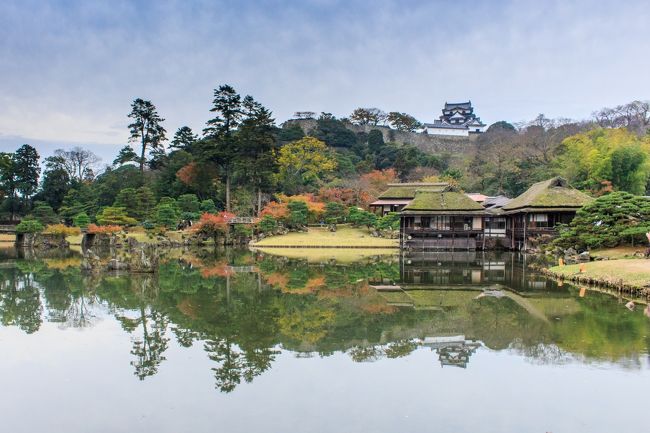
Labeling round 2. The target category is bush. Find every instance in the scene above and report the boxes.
[29,202,59,225]
[87,224,122,235]
[287,200,308,229]
[42,224,81,237]
[376,212,400,231]
[200,199,217,213]
[348,207,378,229]
[156,204,180,229]
[15,219,44,234]
[259,215,278,234]
[323,201,347,224]
[72,212,91,229]
[95,207,137,226]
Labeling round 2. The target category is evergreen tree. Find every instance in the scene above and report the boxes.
[113,145,139,166]
[170,126,198,151]
[13,144,40,211]
[201,84,242,212]
[127,98,167,172]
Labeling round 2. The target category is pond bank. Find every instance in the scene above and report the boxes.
[538,259,650,298]
[251,226,398,248]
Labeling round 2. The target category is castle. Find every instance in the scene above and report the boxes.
[423,101,486,137]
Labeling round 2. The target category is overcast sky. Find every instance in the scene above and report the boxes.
[1,0,649,164]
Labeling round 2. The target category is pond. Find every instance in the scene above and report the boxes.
[0,247,649,433]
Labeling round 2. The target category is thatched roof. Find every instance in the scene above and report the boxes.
[502,177,592,212]
[378,182,449,199]
[402,189,486,214]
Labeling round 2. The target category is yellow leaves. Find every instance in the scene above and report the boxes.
[276,136,337,180]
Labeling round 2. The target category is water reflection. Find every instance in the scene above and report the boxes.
[0,247,649,393]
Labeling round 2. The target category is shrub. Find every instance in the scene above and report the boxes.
[87,224,122,235]
[43,224,81,237]
[95,206,137,226]
[376,212,400,231]
[72,212,91,229]
[15,219,44,234]
[348,207,378,229]
[156,204,180,229]
[193,212,230,244]
[200,199,217,213]
[259,215,278,234]
[323,201,347,224]
[29,202,59,225]
[287,200,308,229]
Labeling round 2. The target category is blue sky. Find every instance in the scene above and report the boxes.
[1,0,649,164]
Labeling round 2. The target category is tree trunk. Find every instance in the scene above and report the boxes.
[139,141,146,172]
[225,174,231,212]
[257,185,262,217]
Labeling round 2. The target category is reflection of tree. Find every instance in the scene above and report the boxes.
[130,307,169,380]
[0,269,43,334]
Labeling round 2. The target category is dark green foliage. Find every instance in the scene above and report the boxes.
[277,124,305,143]
[170,126,198,151]
[36,158,70,211]
[367,130,385,154]
[96,207,137,226]
[155,204,180,229]
[314,116,358,148]
[287,201,308,228]
[59,184,98,223]
[348,207,378,229]
[15,219,44,233]
[13,144,40,205]
[28,202,58,225]
[72,212,90,229]
[128,98,167,172]
[177,194,201,213]
[376,212,400,231]
[113,145,139,166]
[200,199,216,213]
[259,215,277,233]
[324,202,347,224]
[555,192,650,249]
[487,121,517,132]
[94,165,144,207]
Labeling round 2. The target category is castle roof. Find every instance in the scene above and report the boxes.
[444,101,472,110]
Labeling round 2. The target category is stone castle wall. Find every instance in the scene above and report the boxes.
[283,119,476,155]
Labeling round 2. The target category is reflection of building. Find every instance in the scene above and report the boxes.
[421,336,482,368]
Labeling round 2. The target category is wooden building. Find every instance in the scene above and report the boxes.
[369,182,449,216]
[399,186,487,250]
[501,177,593,250]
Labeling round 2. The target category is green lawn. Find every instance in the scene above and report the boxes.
[590,246,645,260]
[549,259,650,289]
[251,226,398,248]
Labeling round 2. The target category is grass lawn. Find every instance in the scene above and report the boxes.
[0,233,15,243]
[251,225,398,248]
[549,259,650,289]
[590,246,646,259]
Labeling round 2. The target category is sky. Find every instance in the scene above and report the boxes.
[1,0,649,164]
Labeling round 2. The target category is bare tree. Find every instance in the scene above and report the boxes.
[592,100,650,133]
[52,147,101,181]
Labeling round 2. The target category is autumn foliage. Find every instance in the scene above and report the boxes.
[192,212,235,242]
[176,162,197,186]
[43,224,81,237]
[87,224,122,234]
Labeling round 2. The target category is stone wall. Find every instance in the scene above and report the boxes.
[283,119,476,155]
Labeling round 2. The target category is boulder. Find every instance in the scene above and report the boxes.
[107,258,130,271]
[129,244,159,273]
[577,251,591,262]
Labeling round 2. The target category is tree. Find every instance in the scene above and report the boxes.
[178,194,201,214]
[192,212,230,244]
[128,98,167,172]
[367,130,385,154]
[0,152,19,219]
[258,215,277,233]
[13,144,40,209]
[238,95,277,215]
[348,207,377,230]
[200,199,217,213]
[36,157,70,211]
[349,108,387,126]
[287,201,308,229]
[15,219,44,234]
[201,84,243,211]
[135,186,156,221]
[555,192,650,249]
[387,112,421,132]
[28,202,58,225]
[113,145,139,166]
[50,147,100,181]
[323,202,347,224]
[72,212,91,229]
[114,188,139,218]
[487,121,517,132]
[170,126,198,151]
[276,137,337,194]
[95,207,137,226]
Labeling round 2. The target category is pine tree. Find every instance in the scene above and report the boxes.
[127,99,167,172]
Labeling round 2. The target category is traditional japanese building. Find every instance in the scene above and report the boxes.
[501,177,593,250]
[423,101,486,136]
[399,186,487,250]
[369,182,449,216]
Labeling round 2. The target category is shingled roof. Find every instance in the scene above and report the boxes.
[402,189,486,214]
[502,177,593,212]
[377,182,449,199]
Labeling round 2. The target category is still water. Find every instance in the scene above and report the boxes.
[0,247,649,433]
